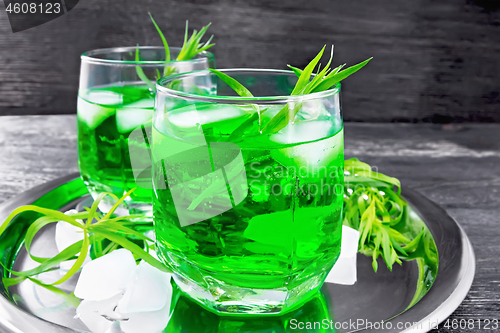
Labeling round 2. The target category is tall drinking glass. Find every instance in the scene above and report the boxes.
[152,69,344,315]
[77,47,214,217]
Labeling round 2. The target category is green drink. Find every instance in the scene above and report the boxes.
[153,69,344,315]
[78,84,155,214]
[77,46,214,215]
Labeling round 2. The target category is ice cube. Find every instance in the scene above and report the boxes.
[78,91,121,129]
[269,120,334,145]
[116,98,155,133]
[125,98,155,108]
[105,323,122,333]
[270,128,343,170]
[119,296,172,333]
[294,99,330,121]
[83,90,123,105]
[260,105,283,121]
[76,294,124,333]
[55,214,91,275]
[168,104,247,129]
[117,261,172,314]
[325,225,360,285]
[55,220,85,252]
[74,249,137,301]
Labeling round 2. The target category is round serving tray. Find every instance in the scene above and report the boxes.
[0,174,475,333]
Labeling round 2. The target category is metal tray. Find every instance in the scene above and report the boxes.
[0,174,475,333]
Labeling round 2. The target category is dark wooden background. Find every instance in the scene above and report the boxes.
[0,0,499,122]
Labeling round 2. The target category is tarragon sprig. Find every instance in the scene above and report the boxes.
[208,45,371,136]
[263,47,371,134]
[344,158,438,272]
[0,189,165,307]
[136,14,214,89]
[176,21,214,61]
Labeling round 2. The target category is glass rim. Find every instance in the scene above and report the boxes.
[80,46,214,66]
[156,68,341,104]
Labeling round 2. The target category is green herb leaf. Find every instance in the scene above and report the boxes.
[305,46,335,93]
[345,158,401,194]
[291,45,326,95]
[1,205,81,235]
[259,46,334,134]
[0,189,165,306]
[228,112,260,141]
[149,13,170,62]
[90,221,153,243]
[200,45,371,135]
[401,229,424,253]
[87,192,111,225]
[1,206,84,264]
[5,240,84,278]
[287,65,303,78]
[391,236,408,256]
[213,45,371,134]
[103,241,119,255]
[2,276,26,288]
[135,46,156,91]
[102,188,135,220]
[313,57,372,93]
[51,232,90,285]
[379,227,393,270]
[372,253,379,272]
[177,21,214,61]
[25,216,63,263]
[359,201,376,248]
[261,102,303,134]
[90,226,170,273]
[208,69,254,97]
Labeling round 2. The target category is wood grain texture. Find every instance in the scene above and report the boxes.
[343,123,500,332]
[0,0,499,122]
[0,115,78,202]
[0,115,499,332]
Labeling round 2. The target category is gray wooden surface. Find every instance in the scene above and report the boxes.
[0,0,499,122]
[0,115,499,332]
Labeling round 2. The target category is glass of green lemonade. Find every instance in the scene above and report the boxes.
[152,69,344,315]
[77,47,214,217]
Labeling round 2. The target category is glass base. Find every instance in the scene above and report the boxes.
[172,272,325,316]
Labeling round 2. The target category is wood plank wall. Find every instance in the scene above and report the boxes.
[0,0,498,122]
